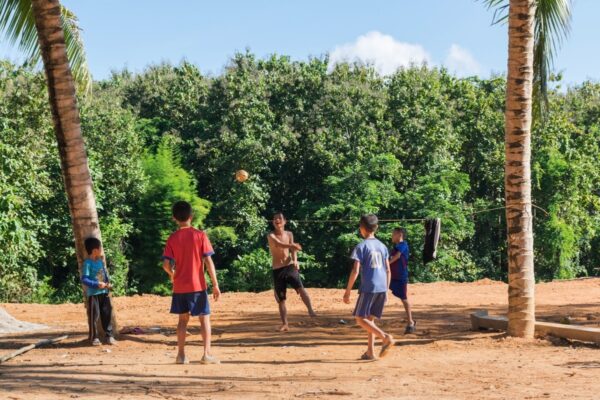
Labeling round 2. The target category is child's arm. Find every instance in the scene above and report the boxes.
[81,261,103,288]
[389,252,401,263]
[268,233,302,251]
[102,262,112,290]
[343,260,360,304]
[290,232,299,269]
[385,259,391,294]
[204,256,221,301]
[162,259,174,282]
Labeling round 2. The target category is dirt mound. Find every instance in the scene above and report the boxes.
[472,278,503,285]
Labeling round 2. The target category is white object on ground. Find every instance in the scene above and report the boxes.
[0,308,47,334]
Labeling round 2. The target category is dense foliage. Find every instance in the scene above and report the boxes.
[1,55,598,302]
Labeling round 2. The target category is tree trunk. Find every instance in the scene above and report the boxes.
[31,0,117,335]
[504,0,536,338]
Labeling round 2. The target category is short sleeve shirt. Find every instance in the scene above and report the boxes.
[390,241,409,281]
[163,227,215,294]
[351,238,389,293]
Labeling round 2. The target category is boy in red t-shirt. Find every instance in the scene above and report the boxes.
[162,201,221,365]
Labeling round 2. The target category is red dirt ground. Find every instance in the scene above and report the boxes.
[1,279,599,399]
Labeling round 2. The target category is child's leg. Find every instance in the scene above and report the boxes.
[355,316,386,341]
[199,314,212,356]
[296,287,316,317]
[277,299,289,331]
[177,313,190,358]
[366,316,376,357]
[356,316,395,358]
[402,299,414,326]
[88,295,100,342]
[98,294,114,338]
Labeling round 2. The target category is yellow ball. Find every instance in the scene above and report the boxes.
[235,169,249,182]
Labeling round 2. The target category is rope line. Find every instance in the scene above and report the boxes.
[113,203,550,224]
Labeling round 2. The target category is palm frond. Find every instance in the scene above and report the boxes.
[59,5,92,94]
[482,0,573,120]
[482,0,509,24]
[532,0,572,118]
[0,0,92,94]
[0,0,38,59]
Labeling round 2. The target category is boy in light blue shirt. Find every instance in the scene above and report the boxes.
[343,214,395,360]
[81,237,115,346]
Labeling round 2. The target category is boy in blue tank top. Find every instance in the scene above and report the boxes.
[343,214,395,360]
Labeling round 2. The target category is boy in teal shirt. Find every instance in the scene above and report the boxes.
[81,237,115,346]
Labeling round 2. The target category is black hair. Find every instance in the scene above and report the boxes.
[359,214,379,233]
[84,237,102,255]
[172,201,193,222]
[273,212,286,220]
[393,227,407,239]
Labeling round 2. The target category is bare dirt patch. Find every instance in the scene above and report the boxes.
[1,279,599,399]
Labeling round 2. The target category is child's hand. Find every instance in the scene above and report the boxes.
[212,286,221,301]
[98,282,107,289]
[293,243,302,251]
[343,290,351,304]
[293,261,300,270]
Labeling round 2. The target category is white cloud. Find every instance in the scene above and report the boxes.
[444,44,482,77]
[328,33,484,78]
[328,31,430,76]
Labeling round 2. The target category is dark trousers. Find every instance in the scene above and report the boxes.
[87,293,113,340]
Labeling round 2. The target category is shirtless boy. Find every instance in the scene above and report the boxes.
[267,212,316,331]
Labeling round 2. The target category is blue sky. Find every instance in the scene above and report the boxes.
[1,0,598,85]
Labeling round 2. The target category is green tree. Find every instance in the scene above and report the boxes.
[131,137,211,294]
[0,64,52,301]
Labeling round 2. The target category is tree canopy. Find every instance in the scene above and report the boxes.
[1,55,598,302]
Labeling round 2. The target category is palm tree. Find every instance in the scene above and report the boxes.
[1,0,113,331]
[484,0,573,338]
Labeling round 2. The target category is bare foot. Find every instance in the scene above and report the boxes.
[379,334,395,358]
[309,311,317,318]
[278,324,289,332]
[360,352,376,361]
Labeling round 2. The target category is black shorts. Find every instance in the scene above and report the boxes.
[273,265,303,302]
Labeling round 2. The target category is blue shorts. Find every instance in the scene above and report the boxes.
[390,279,408,300]
[353,292,386,319]
[170,291,210,316]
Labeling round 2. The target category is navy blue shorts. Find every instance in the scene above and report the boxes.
[170,291,210,316]
[353,292,386,319]
[390,279,408,300]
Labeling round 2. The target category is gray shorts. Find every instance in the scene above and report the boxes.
[352,292,386,319]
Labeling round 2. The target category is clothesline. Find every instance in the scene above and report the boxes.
[117,204,549,224]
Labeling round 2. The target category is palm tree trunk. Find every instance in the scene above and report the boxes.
[31,0,117,334]
[504,0,536,338]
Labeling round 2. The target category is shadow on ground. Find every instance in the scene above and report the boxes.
[1,301,598,398]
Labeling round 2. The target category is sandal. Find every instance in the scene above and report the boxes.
[404,320,417,334]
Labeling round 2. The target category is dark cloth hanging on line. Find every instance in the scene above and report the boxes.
[423,218,441,264]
